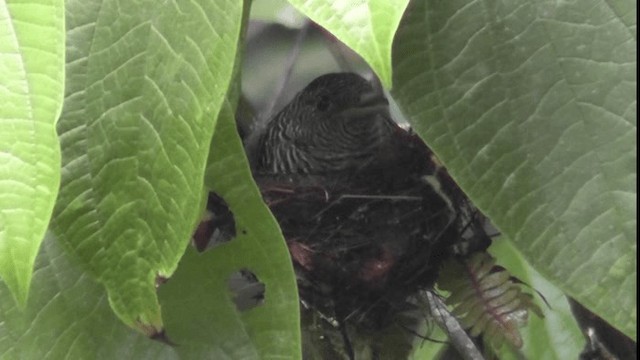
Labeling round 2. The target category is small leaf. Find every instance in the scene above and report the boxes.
[469,314,491,337]
[445,285,475,306]
[487,288,520,309]
[438,253,542,350]
[460,302,488,329]
[478,271,511,291]
[494,298,524,317]
[489,238,585,359]
[0,0,64,306]
[468,253,496,280]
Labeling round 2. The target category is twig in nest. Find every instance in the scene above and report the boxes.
[423,290,485,360]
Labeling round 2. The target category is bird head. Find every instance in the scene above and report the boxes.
[290,73,390,129]
[258,72,397,174]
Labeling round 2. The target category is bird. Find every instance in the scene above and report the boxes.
[248,73,456,295]
[245,72,491,358]
[251,73,399,176]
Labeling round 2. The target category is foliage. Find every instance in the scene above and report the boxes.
[438,252,543,350]
[391,0,636,341]
[0,0,64,307]
[488,238,585,360]
[0,0,635,358]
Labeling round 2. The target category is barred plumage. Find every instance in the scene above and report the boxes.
[255,73,397,175]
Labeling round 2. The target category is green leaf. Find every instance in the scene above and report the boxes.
[489,238,585,359]
[409,325,448,360]
[52,0,244,331]
[0,0,64,306]
[164,96,301,357]
[157,25,299,353]
[392,0,636,339]
[0,233,178,360]
[159,244,300,359]
[250,0,306,28]
[438,252,541,350]
[286,0,410,88]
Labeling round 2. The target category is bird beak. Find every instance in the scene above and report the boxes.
[338,91,390,119]
[359,90,389,107]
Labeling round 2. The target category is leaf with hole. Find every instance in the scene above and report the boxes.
[52,0,245,331]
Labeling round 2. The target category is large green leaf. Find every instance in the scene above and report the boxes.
[52,0,244,331]
[392,0,636,339]
[0,233,177,360]
[286,0,410,88]
[0,0,64,306]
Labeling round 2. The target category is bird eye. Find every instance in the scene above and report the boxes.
[316,96,332,112]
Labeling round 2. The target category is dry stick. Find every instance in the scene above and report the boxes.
[396,319,449,344]
[338,320,356,360]
[301,299,340,328]
[338,194,422,201]
[311,193,422,222]
[423,291,485,360]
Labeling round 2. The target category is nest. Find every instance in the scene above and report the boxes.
[254,133,485,332]
[196,128,494,358]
